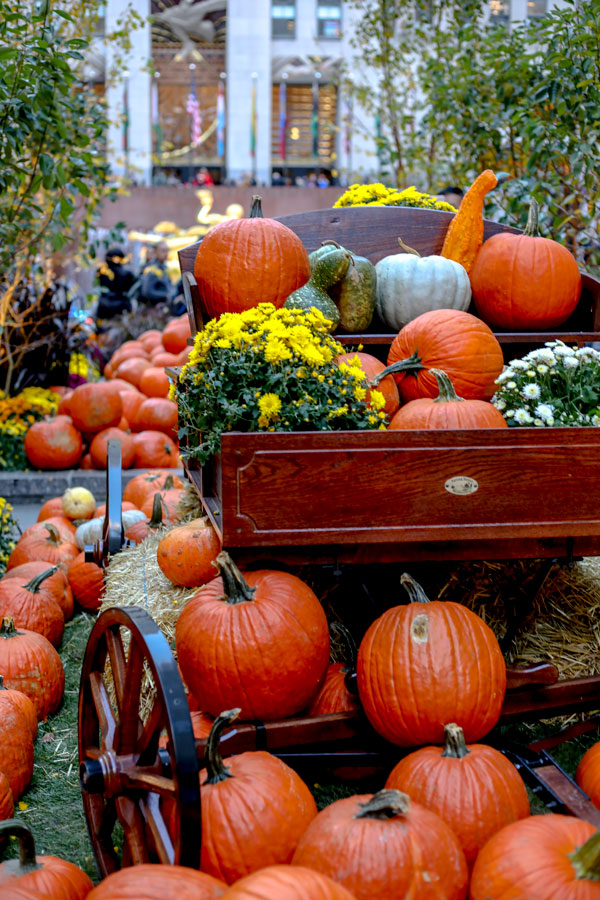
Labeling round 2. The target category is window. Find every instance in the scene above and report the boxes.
[317,0,342,39]
[526,0,546,17]
[489,0,510,25]
[272,1,296,38]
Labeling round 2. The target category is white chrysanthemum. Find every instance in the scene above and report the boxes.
[593,415,600,426]
[564,356,579,368]
[522,383,541,399]
[511,359,529,370]
[506,381,517,390]
[514,408,533,424]
[537,364,549,374]
[494,398,507,411]
[505,410,515,418]
[495,369,513,384]
[546,417,555,426]
[537,349,556,363]
[534,419,544,426]
[535,403,554,421]
[544,341,557,348]
[554,344,573,356]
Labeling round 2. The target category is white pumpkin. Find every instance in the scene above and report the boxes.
[74,510,147,550]
[375,240,472,331]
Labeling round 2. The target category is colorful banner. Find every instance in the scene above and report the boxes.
[278,80,287,160]
[186,75,202,146]
[311,79,319,157]
[250,77,257,159]
[151,79,163,155]
[216,80,226,158]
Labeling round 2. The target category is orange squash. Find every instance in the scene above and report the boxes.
[440,169,498,274]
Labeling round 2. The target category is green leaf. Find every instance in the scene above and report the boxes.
[39,153,53,176]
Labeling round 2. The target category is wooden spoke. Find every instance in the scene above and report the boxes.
[86,796,119,874]
[123,770,176,799]
[106,627,128,710]
[117,638,145,754]
[137,700,166,765]
[116,796,150,866]
[140,793,175,865]
[89,671,117,751]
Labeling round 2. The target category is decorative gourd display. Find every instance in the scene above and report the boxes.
[86,863,226,900]
[193,195,311,318]
[123,470,184,508]
[313,241,376,333]
[68,381,123,434]
[380,308,504,402]
[0,616,65,720]
[222,865,358,900]
[388,368,507,430]
[292,789,468,900]
[67,553,105,612]
[470,814,600,900]
[24,416,83,470]
[308,623,360,716]
[440,169,498,274]
[156,518,221,587]
[284,248,352,330]
[176,552,330,720]
[375,238,471,331]
[576,742,600,809]
[2,562,73,621]
[7,522,78,570]
[0,819,93,899]
[0,677,35,799]
[385,722,529,868]
[194,709,318,884]
[356,574,506,746]
[471,198,582,329]
[0,566,65,647]
[74,510,146,551]
[336,351,400,418]
[61,487,96,521]
[0,773,13,824]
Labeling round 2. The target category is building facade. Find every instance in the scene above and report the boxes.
[100,0,562,187]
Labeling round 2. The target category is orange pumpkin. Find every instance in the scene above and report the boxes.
[93,501,138,518]
[106,377,140,394]
[80,453,93,470]
[471,199,582,329]
[382,309,504,403]
[90,427,135,469]
[21,515,75,539]
[125,495,163,543]
[388,369,507,430]
[0,566,65,647]
[0,675,38,740]
[119,389,146,427]
[336,351,400,418]
[0,677,36,799]
[124,470,184,508]
[68,382,123,434]
[151,351,180,367]
[1,562,72,620]
[292,789,468,900]
[67,552,104,612]
[0,616,65,720]
[157,518,221,587]
[132,431,179,468]
[162,317,191,355]
[131,397,178,439]
[115,356,152,388]
[223,865,357,900]
[176,553,330,720]
[24,416,82,470]
[576,742,600,809]
[8,522,78,570]
[356,574,506,746]
[0,820,93,899]
[0,773,13,823]
[139,366,171,398]
[470,814,600,900]
[36,497,64,522]
[385,722,529,868]
[140,487,183,523]
[86,864,226,900]
[197,709,318,884]
[193,195,310,318]
[308,622,360,716]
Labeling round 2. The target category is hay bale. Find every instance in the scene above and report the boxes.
[175,481,204,524]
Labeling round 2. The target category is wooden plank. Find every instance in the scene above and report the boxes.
[499,676,600,722]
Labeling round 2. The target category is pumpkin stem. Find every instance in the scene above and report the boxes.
[400,573,431,604]
[370,351,425,387]
[0,820,41,874]
[569,830,600,881]
[163,474,175,491]
[43,523,62,545]
[430,369,465,404]
[523,198,540,237]
[441,723,471,759]
[204,708,241,785]
[321,240,342,250]
[149,493,165,528]
[249,195,264,219]
[354,789,410,820]
[0,616,21,638]
[0,675,5,690]
[330,621,356,675]
[397,237,421,257]
[22,564,62,594]
[215,551,257,605]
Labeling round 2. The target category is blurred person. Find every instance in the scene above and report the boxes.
[317,171,330,188]
[95,246,135,320]
[193,166,214,186]
[436,186,464,209]
[139,241,173,308]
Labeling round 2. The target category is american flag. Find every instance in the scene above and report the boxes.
[187,76,202,146]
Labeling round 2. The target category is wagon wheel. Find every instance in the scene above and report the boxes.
[78,607,200,877]
[85,440,126,568]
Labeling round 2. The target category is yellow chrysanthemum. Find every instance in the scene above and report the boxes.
[258,393,282,420]
[369,390,386,410]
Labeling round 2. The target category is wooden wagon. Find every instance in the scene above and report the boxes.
[79,207,600,876]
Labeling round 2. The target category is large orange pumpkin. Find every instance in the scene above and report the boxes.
[115,356,152,388]
[67,552,104,612]
[576,741,600,809]
[36,497,64,522]
[132,431,179,468]
[198,709,318,884]
[0,678,36,799]
[292,789,468,900]
[385,722,529,868]
[471,199,582,329]
[0,675,38,740]
[131,397,178,439]
[140,487,183,523]
[308,622,360,716]
[7,522,78,570]
[0,616,65,720]
[156,517,221,587]
[0,566,65,647]
[382,309,504,403]
[176,552,330,720]
[0,820,93,899]
[336,351,400,418]
[0,773,13,823]
[68,382,123,434]
[24,416,82,470]
[123,470,184,508]
[151,351,180,367]
[220,865,357,900]
[2,561,72,620]
[356,574,506,746]
[86,864,226,900]
[90,427,135,469]
[193,195,310,318]
[470,814,600,900]
[139,366,170,398]
[388,369,507,430]
[161,317,191,354]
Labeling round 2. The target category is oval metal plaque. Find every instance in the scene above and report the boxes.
[445,476,479,496]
